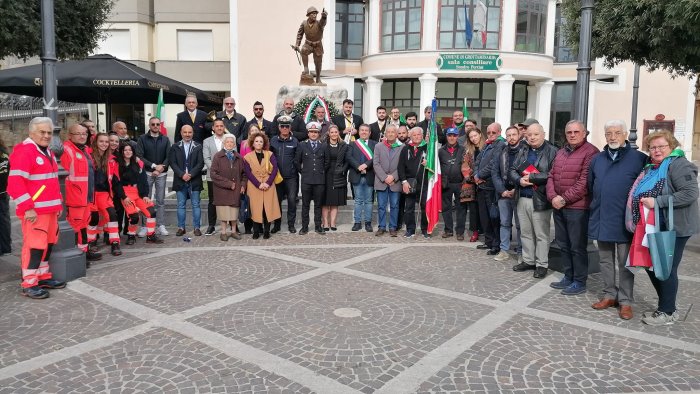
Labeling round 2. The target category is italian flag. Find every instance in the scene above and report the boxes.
[425,98,442,234]
[155,88,168,136]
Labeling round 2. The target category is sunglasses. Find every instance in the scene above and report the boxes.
[150,123,160,126]
[279,125,291,128]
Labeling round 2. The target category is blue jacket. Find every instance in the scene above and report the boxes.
[587,143,647,242]
[270,135,299,179]
[474,138,505,190]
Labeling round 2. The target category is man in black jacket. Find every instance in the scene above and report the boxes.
[136,117,171,236]
[346,124,376,232]
[272,97,307,142]
[331,99,364,142]
[491,126,523,262]
[175,94,208,144]
[398,127,428,238]
[270,115,300,233]
[474,122,505,254]
[245,101,275,139]
[295,122,330,235]
[368,106,388,142]
[508,123,558,278]
[170,125,205,237]
[438,128,467,239]
[418,106,444,144]
[206,97,247,148]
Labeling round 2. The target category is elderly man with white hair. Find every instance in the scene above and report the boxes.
[587,119,646,319]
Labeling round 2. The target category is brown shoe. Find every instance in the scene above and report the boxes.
[442,232,453,238]
[619,305,633,320]
[389,230,397,237]
[193,228,202,236]
[591,298,617,310]
[375,229,386,236]
[176,228,186,236]
[456,234,465,241]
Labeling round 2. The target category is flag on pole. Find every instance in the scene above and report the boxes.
[425,98,442,234]
[463,3,473,48]
[462,97,470,121]
[155,88,167,136]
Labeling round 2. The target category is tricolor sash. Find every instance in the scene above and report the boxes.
[355,139,373,161]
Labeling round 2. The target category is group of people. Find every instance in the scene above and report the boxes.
[3,93,698,328]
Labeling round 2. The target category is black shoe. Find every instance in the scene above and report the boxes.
[86,250,102,261]
[270,226,280,234]
[513,262,536,272]
[315,227,326,235]
[351,223,362,231]
[288,226,297,234]
[244,228,253,234]
[252,232,260,239]
[365,222,373,232]
[330,227,337,231]
[126,235,136,245]
[22,286,49,299]
[323,227,330,232]
[486,248,500,256]
[38,279,66,289]
[299,227,309,235]
[88,241,99,253]
[103,233,110,245]
[111,242,122,256]
[476,244,490,250]
[533,267,548,279]
[146,234,164,244]
[204,226,216,236]
[263,232,270,239]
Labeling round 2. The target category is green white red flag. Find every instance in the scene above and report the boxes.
[425,98,442,234]
[155,88,167,136]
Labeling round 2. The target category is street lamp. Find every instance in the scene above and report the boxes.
[574,0,594,123]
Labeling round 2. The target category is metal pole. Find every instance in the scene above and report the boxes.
[628,63,641,149]
[41,0,87,281]
[574,0,594,123]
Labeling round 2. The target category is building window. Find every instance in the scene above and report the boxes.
[554,3,576,62]
[336,1,365,59]
[434,80,496,129]
[381,0,422,52]
[438,0,501,50]
[380,79,420,114]
[511,82,528,124]
[177,30,213,61]
[354,80,364,119]
[550,82,575,146]
[515,0,548,54]
[95,29,131,60]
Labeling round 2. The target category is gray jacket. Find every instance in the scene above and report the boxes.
[655,157,700,237]
[203,135,229,181]
[373,142,403,192]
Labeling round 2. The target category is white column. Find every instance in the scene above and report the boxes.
[367,0,380,55]
[495,74,515,128]
[364,76,383,123]
[545,0,557,58]
[418,73,438,113]
[526,84,538,119]
[500,0,517,52]
[229,0,238,99]
[422,0,438,51]
[535,80,554,139]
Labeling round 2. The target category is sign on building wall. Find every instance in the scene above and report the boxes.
[436,53,502,71]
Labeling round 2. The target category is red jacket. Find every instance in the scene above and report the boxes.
[546,141,599,210]
[63,139,92,207]
[7,138,63,216]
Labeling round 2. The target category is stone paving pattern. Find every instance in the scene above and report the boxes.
[1,227,700,393]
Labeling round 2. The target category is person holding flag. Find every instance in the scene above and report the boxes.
[398,127,429,238]
[347,124,377,232]
[424,98,443,235]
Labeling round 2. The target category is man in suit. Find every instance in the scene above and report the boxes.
[175,94,208,144]
[331,98,364,142]
[346,124,376,232]
[418,105,444,144]
[272,97,307,142]
[170,125,205,237]
[245,101,275,139]
[202,118,230,236]
[373,124,403,237]
[295,122,330,235]
[369,106,388,142]
[206,97,247,148]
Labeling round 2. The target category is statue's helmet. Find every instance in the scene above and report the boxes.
[306,6,319,16]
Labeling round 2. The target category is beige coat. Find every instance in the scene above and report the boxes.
[243,151,281,223]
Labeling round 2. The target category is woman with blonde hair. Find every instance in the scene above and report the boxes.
[242,133,282,239]
[462,128,485,242]
[321,125,348,231]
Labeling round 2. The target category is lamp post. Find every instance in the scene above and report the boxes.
[574,0,594,123]
[41,0,86,282]
[628,64,641,149]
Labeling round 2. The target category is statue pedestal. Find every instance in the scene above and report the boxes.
[275,85,349,114]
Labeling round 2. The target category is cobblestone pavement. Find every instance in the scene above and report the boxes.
[1,225,700,393]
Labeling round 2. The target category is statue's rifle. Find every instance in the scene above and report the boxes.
[290,44,301,65]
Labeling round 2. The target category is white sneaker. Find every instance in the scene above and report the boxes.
[157,225,169,236]
[137,227,147,238]
[493,251,511,262]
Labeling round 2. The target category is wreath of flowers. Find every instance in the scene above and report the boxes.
[293,95,339,121]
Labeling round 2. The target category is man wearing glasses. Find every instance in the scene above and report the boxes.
[245,101,275,139]
[208,97,247,148]
[546,120,600,295]
[136,117,172,236]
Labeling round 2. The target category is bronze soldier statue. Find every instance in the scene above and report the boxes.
[293,6,327,85]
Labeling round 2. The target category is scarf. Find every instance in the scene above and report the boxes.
[408,140,427,148]
[384,140,403,149]
[627,148,684,226]
[224,149,235,161]
[485,136,504,145]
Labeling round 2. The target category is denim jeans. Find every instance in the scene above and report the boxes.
[146,172,167,226]
[553,208,590,284]
[176,184,201,229]
[498,197,520,253]
[353,177,374,224]
[376,188,399,230]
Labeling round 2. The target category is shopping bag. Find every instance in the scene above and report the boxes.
[239,194,251,222]
[647,197,676,281]
[626,202,652,269]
